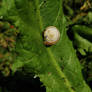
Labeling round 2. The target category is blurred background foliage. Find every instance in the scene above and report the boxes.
[63,0,92,89]
[0,21,18,77]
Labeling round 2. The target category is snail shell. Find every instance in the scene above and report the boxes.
[43,26,60,45]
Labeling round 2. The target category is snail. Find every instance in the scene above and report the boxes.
[43,26,60,46]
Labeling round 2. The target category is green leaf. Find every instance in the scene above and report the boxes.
[7,0,91,92]
[72,25,92,53]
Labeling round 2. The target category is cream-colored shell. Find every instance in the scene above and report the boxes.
[44,26,60,45]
